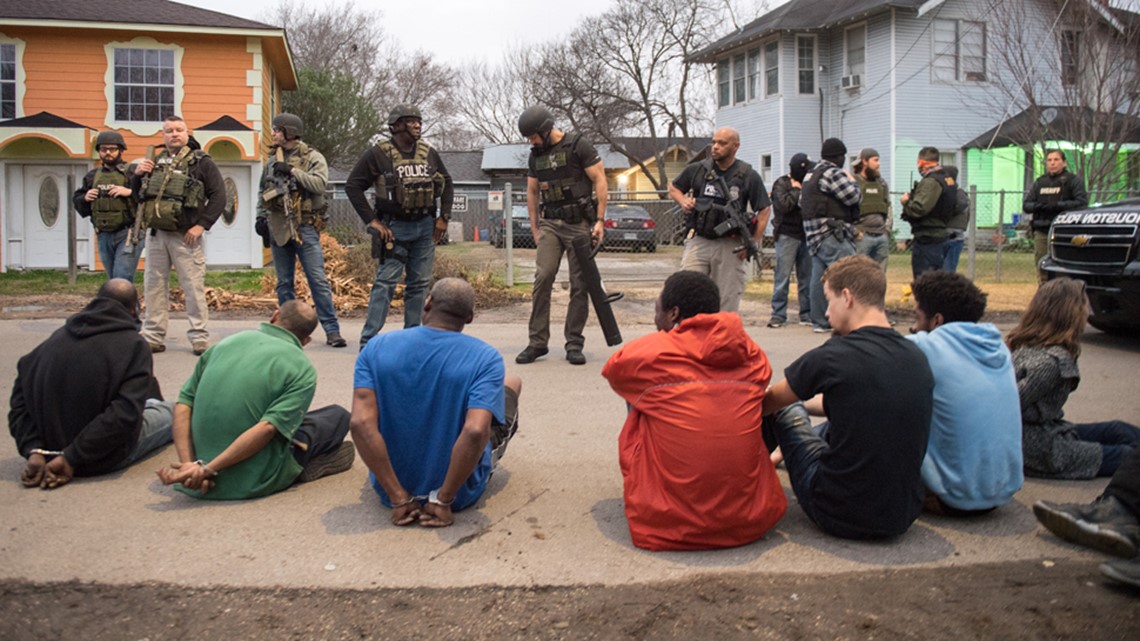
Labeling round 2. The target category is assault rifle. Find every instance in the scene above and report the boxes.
[271,147,302,245]
[125,145,155,249]
[710,178,761,265]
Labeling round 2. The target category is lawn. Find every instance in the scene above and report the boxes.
[0,268,271,296]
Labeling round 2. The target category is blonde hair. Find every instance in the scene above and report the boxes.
[1006,278,1087,358]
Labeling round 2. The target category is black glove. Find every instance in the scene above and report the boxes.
[255,217,271,248]
[273,161,292,177]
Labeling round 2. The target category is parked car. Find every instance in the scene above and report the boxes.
[603,205,656,252]
[1042,197,1140,335]
[491,205,534,248]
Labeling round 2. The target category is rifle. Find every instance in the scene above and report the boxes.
[711,178,762,266]
[125,145,155,249]
[274,147,302,245]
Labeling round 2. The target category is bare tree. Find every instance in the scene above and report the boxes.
[452,50,539,145]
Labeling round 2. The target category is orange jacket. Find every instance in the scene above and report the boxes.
[602,312,786,551]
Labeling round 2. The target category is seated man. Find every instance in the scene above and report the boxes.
[157,301,353,499]
[9,279,172,489]
[908,271,1023,515]
[351,278,521,528]
[1034,446,1140,588]
[602,271,786,551]
[763,255,934,539]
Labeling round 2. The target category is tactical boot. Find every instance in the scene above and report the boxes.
[566,350,586,365]
[148,342,166,353]
[515,346,549,364]
[192,341,209,356]
[1100,557,1140,588]
[1033,496,1139,558]
[326,332,347,348]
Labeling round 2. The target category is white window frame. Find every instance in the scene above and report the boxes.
[764,38,779,97]
[760,153,773,185]
[747,47,762,101]
[717,58,731,107]
[0,31,26,121]
[732,52,747,104]
[932,19,988,84]
[104,37,184,136]
[844,23,867,80]
[797,35,817,95]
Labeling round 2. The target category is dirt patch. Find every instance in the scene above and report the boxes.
[1,561,1136,640]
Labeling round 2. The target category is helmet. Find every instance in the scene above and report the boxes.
[518,106,554,138]
[272,113,304,140]
[387,104,422,126]
[94,131,126,151]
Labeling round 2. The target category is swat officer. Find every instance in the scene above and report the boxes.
[1022,149,1088,282]
[853,148,892,271]
[74,131,142,282]
[514,105,608,366]
[255,113,346,348]
[900,146,957,278]
[131,115,225,356]
[668,127,770,314]
[344,104,453,349]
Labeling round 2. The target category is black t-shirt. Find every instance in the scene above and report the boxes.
[784,326,934,538]
[672,159,770,214]
[526,133,601,178]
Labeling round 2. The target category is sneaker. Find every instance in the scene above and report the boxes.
[812,325,832,334]
[326,331,347,348]
[191,341,209,356]
[1100,558,1140,588]
[515,346,549,364]
[297,441,355,483]
[767,318,785,328]
[1032,497,1140,558]
[148,342,166,353]
[798,318,813,326]
[566,350,586,365]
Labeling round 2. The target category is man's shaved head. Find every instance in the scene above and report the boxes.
[98,278,139,316]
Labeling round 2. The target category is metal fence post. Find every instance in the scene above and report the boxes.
[67,174,77,285]
[967,184,977,281]
[995,189,1004,283]
[504,182,514,288]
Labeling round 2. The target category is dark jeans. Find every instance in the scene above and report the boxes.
[97,227,144,282]
[1104,445,1140,519]
[911,238,949,278]
[770,235,812,323]
[809,234,855,329]
[766,403,851,537]
[362,216,436,345]
[290,405,351,468]
[271,224,340,335]
[942,235,965,272]
[1073,420,1140,477]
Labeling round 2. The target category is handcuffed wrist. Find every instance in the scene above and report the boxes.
[428,489,455,507]
[194,459,218,477]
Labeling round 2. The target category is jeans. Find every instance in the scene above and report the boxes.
[767,403,850,537]
[910,238,949,278]
[854,232,890,271]
[942,234,965,272]
[290,405,352,467]
[271,224,340,335]
[1105,446,1140,518]
[770,235,812,323]
[361,216,436,345]
[114,399,175,470]
[809,234,855,329]
[97,227,144,282]
[1073,421,1140,477]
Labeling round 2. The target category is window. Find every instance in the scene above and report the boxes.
[760,154,773,185]
[1061,30,1079,87]
[845,24,866,79]
[798,36,816,94]
[940,151,957,169]
[733,53,746,104]
[764,40,779,97]
[114,48,174,122]
[747,47,761,100]
[933,19,987,83]
[0,43,15,119]
[717,59,730,107]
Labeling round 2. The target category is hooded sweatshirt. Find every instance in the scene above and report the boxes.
[907,322,1023,509]
[8,297,161,475]
[602,312,786,551]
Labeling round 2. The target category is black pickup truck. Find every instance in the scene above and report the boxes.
[1042,197,1140,335]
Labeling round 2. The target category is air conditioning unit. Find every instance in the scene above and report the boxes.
[841,74,861,89]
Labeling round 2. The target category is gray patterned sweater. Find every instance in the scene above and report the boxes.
[1012,345,1102,479]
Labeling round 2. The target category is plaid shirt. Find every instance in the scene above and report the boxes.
[802,160,860,254]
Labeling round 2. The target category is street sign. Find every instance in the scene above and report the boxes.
[453,194,468,213]
[488,190,504,211]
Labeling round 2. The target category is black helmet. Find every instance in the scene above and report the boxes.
[272,113,303,140]
[94,131,126,151]
[518,106,554,138]
[387,104,422,126]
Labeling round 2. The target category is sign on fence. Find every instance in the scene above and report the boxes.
[488,191,504,211]
[453,194,468,213]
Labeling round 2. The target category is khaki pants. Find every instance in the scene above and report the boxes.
[142,229,208,346]
[680,234,747,313]
[1033,231,1050,283]
[527,219,590,351]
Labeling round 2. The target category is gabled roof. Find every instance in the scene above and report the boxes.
[690,0,925,62]
[439,150,489,184]
[963,106,1140,148]
[197,115,253,131]
[0,111,89,128]
[481,143,632,173]
[610,136,710,163]
[0,0,275,31]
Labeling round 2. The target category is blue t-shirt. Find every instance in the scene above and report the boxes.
[354,326,505,510]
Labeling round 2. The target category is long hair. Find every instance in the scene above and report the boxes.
[1005,279,1087,358]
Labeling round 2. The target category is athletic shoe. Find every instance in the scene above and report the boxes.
[767,319,785,328]
[326,332,347,348]
[798,318,813,326]
[515,346,549,364]
[566,350,586,365]
[812,325,832,334]
[192,342,209,356]
[297,441,355,483]
[1033,497,1139,558]
[1100,558,1140,588]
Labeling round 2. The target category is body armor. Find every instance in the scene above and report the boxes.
[90,166,131,232]
[688,159,754,239]
[800,164,860,225]
[141,148,206,232]
[532,133,594,223]
[262,143,326,245]
[373,139,445,217]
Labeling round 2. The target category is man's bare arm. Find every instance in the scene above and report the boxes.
[418,408,493,528]
[762,379,801,416]
[349,388,418,525]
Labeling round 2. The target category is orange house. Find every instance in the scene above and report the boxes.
[0,1,296,271]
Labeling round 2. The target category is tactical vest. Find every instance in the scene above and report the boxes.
[1029,171,1075,230]
[262,143,325,220]
[532,133,595,223]
[800,164,859,225]
[373,139,445,217]
[90,166,131,232]
[908,170,957,239]
[689,159,754,239]
[141,148,207,232]
[856,175,889,234]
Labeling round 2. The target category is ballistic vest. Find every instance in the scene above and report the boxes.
[908,170,957,239]
[856,175,890,234]
[262,143,325,216]
[141,148,206,232]
[1028,170,1079,230]
[689,159,755,238]
[532,133,595,222]
[90,165,131,232]
[373,139,445,216]
[800,163,859,224]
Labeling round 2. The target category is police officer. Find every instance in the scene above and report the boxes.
[1023,149,1088,282]
[131,115,225,355]
[256,113,346,348]
[853,148,892,271]
[514,105,607,366]
[900,146,957,278]
[669,127,770,314]
[74,131,141,282]
[344,104,453,348]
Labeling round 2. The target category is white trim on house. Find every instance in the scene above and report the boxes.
[0,31,26,120]
[102,36,185,137]
[843,21,868,90]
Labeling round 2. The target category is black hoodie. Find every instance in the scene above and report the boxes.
[8,297,162,475]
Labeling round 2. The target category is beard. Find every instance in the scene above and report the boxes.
[862,167,880,181]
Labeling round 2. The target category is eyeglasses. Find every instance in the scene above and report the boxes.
[97,146,120,153]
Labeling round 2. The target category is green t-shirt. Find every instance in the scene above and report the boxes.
[177,323,316,500]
